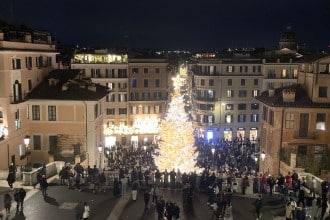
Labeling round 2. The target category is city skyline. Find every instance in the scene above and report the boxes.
[0,0,330,50]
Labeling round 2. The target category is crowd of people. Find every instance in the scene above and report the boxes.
[2,137,330,220]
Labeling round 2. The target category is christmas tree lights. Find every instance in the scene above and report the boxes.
[154,75,200,173]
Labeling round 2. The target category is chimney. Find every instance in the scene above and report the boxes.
[47,35,52,44]
[25,34,32,43]
[268,89,275,97]
[282,89,296,102]
[48,78,59,86]
[62,83,69,91]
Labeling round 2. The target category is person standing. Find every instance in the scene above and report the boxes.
[99,172,106,193]
[75,201,84,220]
[321,198,328,219]
[4,193,12,215]
[131,180,139,201]
[13,190,20,213]
[18,188,26,212]
[82,202,90,220]
[143,189,150,212]
[113,178,120,197]
[241,175,249,195]
[156,196,165,220]
[253,194,263,220]
[39,174,49,197]
[285,201,295,220]
[121,175,128,196]
[7,162,17,190]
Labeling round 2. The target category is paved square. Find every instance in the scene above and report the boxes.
[59,202,78,210]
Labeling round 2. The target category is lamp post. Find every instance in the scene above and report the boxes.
[260,151,266,174]
[254,156,259,173]
[98,145,103,169]
[211,147,215,169]
[23,135,30,171]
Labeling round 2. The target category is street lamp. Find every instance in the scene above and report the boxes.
[23,135,31,171]
[261,151,266,161]
[98,145,103,169]
[211,148,215,169]
[260,150,266,174]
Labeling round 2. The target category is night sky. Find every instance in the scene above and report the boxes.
[1,0,329,51]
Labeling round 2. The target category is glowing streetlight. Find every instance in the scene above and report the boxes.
[98,145,103,169]
[23,135,31,171]
[261,151,266,161]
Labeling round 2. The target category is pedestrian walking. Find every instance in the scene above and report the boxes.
[253,194,263,220]
[82,202,90,220]
[4,193,12,215]
[7,162,17,190]
[39,174,49,197]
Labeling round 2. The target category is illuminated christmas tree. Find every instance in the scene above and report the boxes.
[154,75,200,173]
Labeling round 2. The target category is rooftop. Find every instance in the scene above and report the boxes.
[26,69,109,101]
[255,84,330,108]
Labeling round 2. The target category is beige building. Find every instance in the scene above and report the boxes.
[0,28,59,170]
[189,57,298,143]
[71,51,170,147]
[25,69,108,168]
[256,56,330,175]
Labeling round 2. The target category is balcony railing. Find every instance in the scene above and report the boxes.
[293,131,316,139]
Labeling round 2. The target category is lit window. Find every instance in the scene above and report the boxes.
[227,66,234,73]
[251,114,259,122]
[252,90,259,97]
[316,113,326,130]
[154,105,160,114]
[293,69,298,78]
[285,113,294,129]
[226,104,233,110]
[281,69,287,78]
[143,106,149,114]
[225,114,233,123]
[227,90,233,98]
[132,106,137,114]
[208,90,214,98]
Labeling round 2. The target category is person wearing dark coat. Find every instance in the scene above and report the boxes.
[254,195,263,220]
[39,175,49,197]
[7,163,17,190]
[156,196,165,220]
[18,188,26,212]
[143,190,150,212]
[113,178,120,197]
